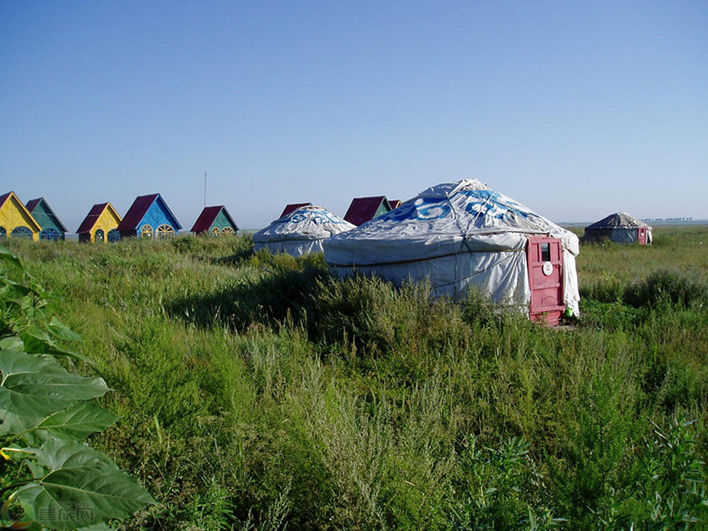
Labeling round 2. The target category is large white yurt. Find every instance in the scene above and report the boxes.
[324,179,580,324]
[254,205,355,256]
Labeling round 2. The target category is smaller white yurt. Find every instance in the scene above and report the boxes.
[324,179,581,324]
[584,212,652,245]
[254,205,355,256]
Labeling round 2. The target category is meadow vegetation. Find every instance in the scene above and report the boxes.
[2,225,707,529]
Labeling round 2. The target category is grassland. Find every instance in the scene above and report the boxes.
[3,225,707,529]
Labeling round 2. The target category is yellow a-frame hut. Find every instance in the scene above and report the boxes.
[0,191,42,241]
[77,202,122,243]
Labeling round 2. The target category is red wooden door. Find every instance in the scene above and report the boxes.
[527,236,565,325]
[638,227,647,245]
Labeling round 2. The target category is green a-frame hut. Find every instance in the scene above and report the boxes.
[190,205,238,236]
[26,197,67,241]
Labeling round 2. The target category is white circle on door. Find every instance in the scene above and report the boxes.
[542,262,553,276]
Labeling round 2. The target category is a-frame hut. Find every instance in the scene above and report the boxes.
[191,205,239,236]
[0,191,42,241]
[344,196,392,226]
[26,197,67,241]
[118,193,182,239]
[77,202,122,243]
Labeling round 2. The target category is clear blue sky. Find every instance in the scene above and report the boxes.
[1,1,706,230]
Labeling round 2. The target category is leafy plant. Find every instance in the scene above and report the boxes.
[635,417,707,527]
[0,247,154,529]
[449,435,562,529]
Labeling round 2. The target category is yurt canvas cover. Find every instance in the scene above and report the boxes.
[254,205,355,256]
[324,179,580,318]
[584,212,652,244]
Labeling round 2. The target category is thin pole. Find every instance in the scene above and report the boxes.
[204,173,207,207]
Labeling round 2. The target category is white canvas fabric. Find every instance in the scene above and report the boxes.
[324,179,581,315]
[254,205,355,256]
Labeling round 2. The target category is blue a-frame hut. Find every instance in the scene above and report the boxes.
[26,197,67,241]
[117,193,182,239]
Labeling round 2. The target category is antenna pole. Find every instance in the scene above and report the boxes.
[204,173,207,207]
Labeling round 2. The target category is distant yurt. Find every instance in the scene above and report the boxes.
[324,179,581,325]
[254,205,355,256]
[584,212,652,245]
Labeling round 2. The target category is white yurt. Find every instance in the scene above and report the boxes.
[585,212,652,245]
[324,179,580,324]
[254,205,355,256]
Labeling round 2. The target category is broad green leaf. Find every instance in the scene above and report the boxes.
[31,402,118,442]
[0,275,33,296]
[48,317,83,342]
[0,246,25,273]
[0,349,108,434]
[14,440,155,530]
[0,335,23,350]
[20,325,91,363]
[0,282,34,314]
[27,459,47,478]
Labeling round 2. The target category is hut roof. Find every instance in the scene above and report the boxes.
[280,202,312,218]
[343,196,391,226]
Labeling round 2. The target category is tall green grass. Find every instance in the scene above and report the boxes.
[3,226,707,529]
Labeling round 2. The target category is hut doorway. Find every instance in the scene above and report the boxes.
[527,236,564,325]
[40,228,61,241]
[638,227,647,245]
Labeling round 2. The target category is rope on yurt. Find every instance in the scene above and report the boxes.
[451,188,497,298]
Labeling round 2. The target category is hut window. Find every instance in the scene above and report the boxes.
[11,226,33,240]
[541,242,551,262]
[108,229,121,243]
[222,227,234,235]
[0,227,6,239]
[142,225,153,239]
[95,229,105,242]
[211,227,220,236]
[157,224,175,238]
